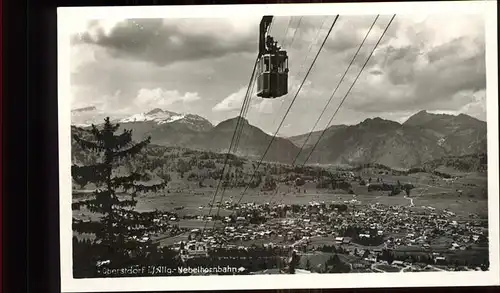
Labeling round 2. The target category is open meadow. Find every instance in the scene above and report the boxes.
[129,170,488,217]
[74,160,488,228]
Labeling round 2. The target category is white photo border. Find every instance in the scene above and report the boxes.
[58,1,499,292]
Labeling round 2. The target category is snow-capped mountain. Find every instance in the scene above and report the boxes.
[71,107,214,145]
[116,109,214,145]
[71,107,213,130]
[119,108,186,124]
[118,108,213,131]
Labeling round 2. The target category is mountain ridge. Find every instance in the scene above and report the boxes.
[71,108,487,169]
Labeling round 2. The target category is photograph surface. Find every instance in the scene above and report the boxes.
[58,2,499,292]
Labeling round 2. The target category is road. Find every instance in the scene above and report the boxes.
[400,265,412,272]
[403,196,414,207]
[370,263,385,272]
[371,263,446,273]
[291,235,322,247]
[426,265,445,271]
[370,263,412,273]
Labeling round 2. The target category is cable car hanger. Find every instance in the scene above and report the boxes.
[256,16,289,99]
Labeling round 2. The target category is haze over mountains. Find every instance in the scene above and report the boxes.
[71,107,487,169]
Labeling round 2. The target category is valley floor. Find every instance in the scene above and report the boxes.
[72,168,489,276]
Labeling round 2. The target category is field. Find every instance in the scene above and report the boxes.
[115,158,488,216]
[128,185,487,218]
[73,145,488,218]
[73,169,488,235]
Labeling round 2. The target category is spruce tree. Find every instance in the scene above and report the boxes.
[72,117,167,267]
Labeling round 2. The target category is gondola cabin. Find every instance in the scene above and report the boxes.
[256,15,289,99]
[256,50,289,99]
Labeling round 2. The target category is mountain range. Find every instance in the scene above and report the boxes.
[71,107,487,169]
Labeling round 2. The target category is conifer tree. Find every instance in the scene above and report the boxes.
[72,117,168,265]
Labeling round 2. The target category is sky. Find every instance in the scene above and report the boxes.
[69,13,487,137]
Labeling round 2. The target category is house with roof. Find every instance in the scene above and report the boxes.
[184,241,208,257]
[435,256,447,265]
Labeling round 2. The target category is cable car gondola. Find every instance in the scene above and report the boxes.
[256,16,289,99]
